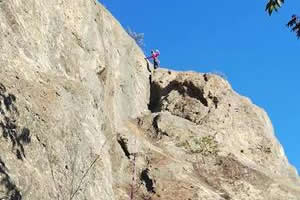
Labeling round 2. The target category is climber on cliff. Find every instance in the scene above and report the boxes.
[145,49,160,70]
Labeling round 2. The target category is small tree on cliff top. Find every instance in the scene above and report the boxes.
[126,27,145,49]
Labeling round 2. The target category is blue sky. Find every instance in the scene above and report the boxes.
[100,1,300,173]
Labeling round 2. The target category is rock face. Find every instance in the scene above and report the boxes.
[0,1,299,200]
[140,70,300,200]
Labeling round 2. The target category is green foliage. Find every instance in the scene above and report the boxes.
[265,0,284,16]
[265,0,300,38]
[177,135,219,156]
[287,15,300,38]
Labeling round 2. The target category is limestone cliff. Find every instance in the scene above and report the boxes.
[0,0,299,200]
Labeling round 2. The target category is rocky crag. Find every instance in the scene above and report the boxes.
[0,0,299,199]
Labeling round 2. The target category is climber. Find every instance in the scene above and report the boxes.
[145,49,160,69]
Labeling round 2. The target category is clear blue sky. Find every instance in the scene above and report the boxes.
[100,0,300,173]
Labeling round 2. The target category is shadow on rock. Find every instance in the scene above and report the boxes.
[0,83,31,160]
[145,59,152,73]
[0,156,22,200]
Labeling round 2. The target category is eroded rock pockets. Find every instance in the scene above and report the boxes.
[148,79,209,113]
[140,168,155,194]
[0,83,31,161]
[117,135,131,159]
[152,115,168,139]
[148,73,221,111]
[147,73,222,128]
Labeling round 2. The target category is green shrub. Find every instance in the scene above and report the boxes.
[177,135,219,156]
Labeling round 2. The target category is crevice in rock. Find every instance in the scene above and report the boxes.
[136,117,144,127]
[203,73,208,82]
[36,135,46,148]
[220,193,231,200]
[212,97,219,109]
[146,60,151,73]
[152,115,168,138]
[140,168,155,193]
[96,66,107,83]
[208,92,219,109]
[71,32,84,49]
[117,136,131,159]
[148,79,162,113]
[152,115,160,134]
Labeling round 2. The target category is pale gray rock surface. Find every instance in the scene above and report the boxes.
[137,69,300,199]
[0,1,299,200]
[0,0,149,199]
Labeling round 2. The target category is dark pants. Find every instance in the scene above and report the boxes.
[153,59,159,69]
